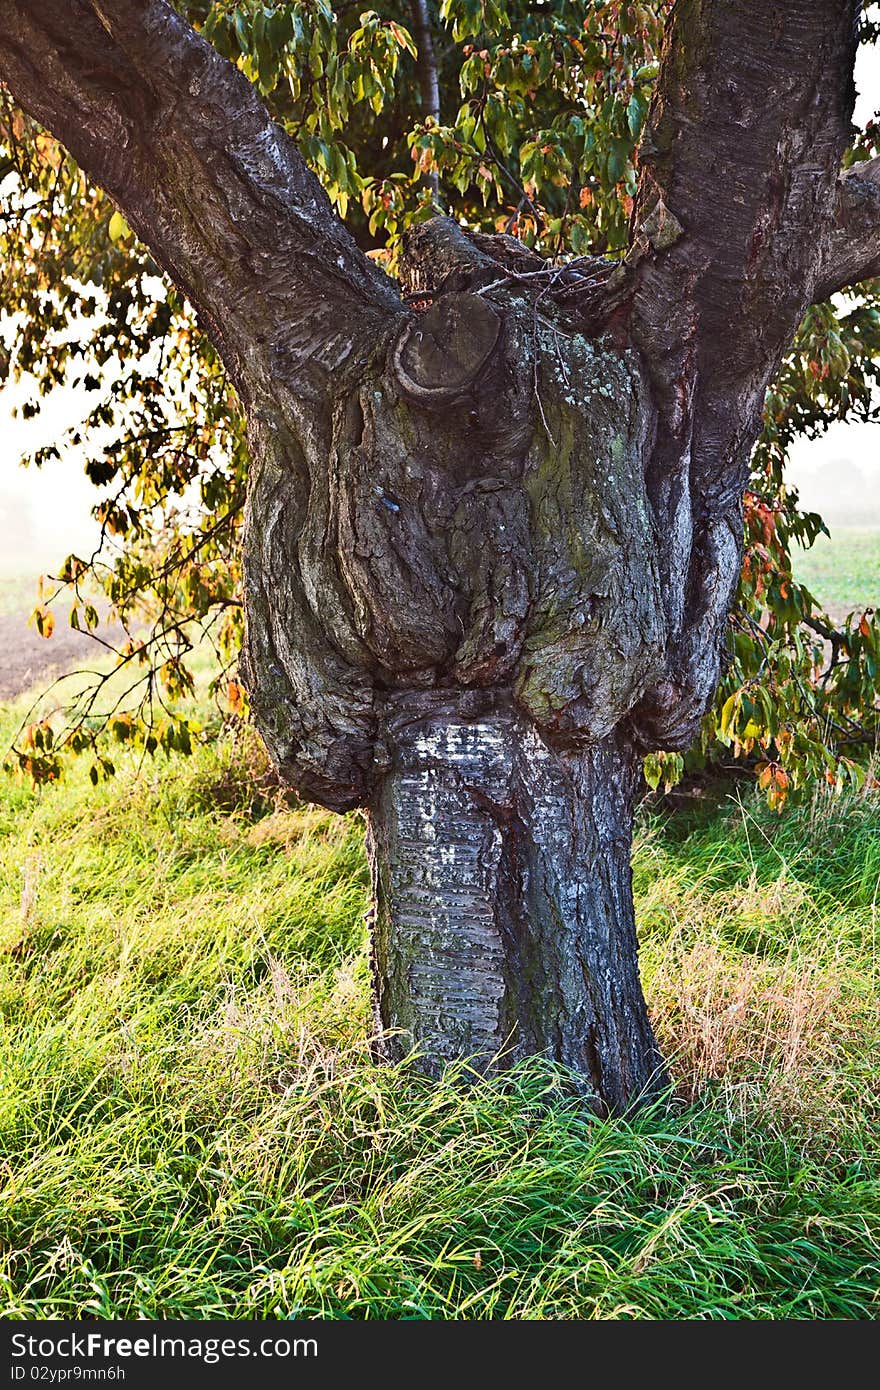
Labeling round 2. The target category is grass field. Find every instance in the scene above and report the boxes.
[0,573,42,619]
[0,525,878,1322]
[0,710,877,1319]
[792,527,880,614]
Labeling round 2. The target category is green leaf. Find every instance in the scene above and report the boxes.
[643,753,663,791]
[627,91,647,140]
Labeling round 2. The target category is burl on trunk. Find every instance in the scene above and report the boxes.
[243,222,673,1106]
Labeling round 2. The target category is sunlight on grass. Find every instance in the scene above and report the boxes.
[792,527,880,613]
[0,709,877,1319]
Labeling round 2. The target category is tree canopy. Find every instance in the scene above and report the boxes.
[1,0,878,805]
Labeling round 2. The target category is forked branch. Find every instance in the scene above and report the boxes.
[0,0,402,397]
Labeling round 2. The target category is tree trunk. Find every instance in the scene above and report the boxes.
[366,692,666,1112]
[0,0,869,1119]
[238,222,675,1114]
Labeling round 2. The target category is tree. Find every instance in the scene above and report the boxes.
[1,0,878,1111]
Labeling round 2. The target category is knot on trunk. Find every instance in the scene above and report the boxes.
[391,292,501,406]
[243,220,676,809]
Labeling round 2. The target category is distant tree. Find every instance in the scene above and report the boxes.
[1,1,878,1108]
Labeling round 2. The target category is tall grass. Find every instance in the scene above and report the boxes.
[0,730,877,1319]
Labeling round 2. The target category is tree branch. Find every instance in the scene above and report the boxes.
[813,154,880,301]
[409,0,440,200]
[627,0,860,747]
[0,0,403,399]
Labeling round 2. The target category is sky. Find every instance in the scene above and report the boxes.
[1,36,879,579]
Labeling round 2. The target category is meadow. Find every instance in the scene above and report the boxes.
[0,525,877,1320]
[791,526,880,617]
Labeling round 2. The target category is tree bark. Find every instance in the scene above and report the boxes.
[628,0,861,751]
[367,693,666,1111]
[0,0,402,402]
[409,0,441,200]
[815,155,880,300]
[239,221,671,1107]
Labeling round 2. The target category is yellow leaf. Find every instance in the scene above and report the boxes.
[29,604,54,638]
[108,210,129,243]
[719,692,738,739]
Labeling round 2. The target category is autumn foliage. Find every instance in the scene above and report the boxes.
[1,0,878,803]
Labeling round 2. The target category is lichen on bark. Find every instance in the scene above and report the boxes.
[368,692,667,1109]
[238,225,672,1104]
[242,223,667,808]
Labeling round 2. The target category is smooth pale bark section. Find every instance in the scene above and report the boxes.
[366,694,666,1113]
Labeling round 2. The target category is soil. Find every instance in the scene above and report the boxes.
[0,608,123,703]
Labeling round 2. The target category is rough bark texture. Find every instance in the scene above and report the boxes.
[236,220,671,1106]
[1,0,876,1111]
[368,693,665,1111]
[243,221,665,810]
[626,0,861,753]
[815,154,880,299]
[0,0,402,403]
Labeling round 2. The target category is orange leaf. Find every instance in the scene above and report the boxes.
[30,604,54,639]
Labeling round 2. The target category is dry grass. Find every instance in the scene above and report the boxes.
[638,787,878,1134]
[650,941,858,1115]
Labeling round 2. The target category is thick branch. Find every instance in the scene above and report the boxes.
[0,0,402,397]
[632,0,858,507]
[814,155,880,301]
[628,0,860,746]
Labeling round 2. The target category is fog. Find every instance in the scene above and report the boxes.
[788,423,880,529]
[0,381,105,577]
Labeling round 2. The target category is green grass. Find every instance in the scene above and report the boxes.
[792,527,880,613]
[0,713,877,1320]
[0,568,91,617]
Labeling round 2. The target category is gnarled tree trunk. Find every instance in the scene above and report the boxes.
[240,219,672,1106]
[1,0,874,1113]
